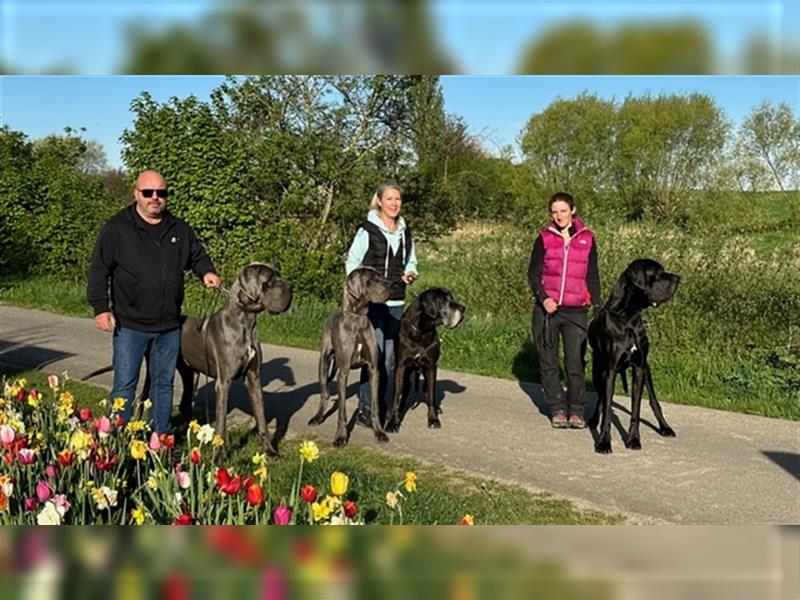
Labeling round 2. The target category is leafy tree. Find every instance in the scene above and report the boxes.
[519,93,616,213]
[613,93,729,221]
[738,101,800,191]
[517,20,713,74]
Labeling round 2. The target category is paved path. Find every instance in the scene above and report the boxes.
[1,304,798,524]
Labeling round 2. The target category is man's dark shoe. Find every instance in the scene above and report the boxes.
[568,413,586,429]
[551,409,569,429]
[355,408,372,428]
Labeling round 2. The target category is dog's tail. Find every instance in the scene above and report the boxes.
[81,364,114,381]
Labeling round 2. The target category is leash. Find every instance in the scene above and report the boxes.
[542,308,589,349]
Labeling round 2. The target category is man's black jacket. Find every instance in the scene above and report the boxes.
[86,203,215,332]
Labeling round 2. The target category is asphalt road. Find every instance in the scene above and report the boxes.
[1,304,797,524]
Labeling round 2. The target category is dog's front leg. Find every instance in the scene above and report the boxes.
[595,370,616,454]
[245,359,279,458]
[214,378,232,459]
[368,361,389,443]
[333,368,350,447]
[645,363,675,437]
[625,365,646,450]
[425,365,441,428]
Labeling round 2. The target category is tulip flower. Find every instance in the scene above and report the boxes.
[47,374,59,390]
[129,440,147,461]
[23,497,37,512]
[300,484,317,503]
[460,514,475,525]
[173,513,192,525]
[45,463,59,479]
[273,505,292,525]
[0,425,15,445]
[57,449,74,467]
[190,447,201,464]
[342,500,358,519]
[149,431,162,451]
[177,471,191,490]
[18,448,36,465]
[36,481,52,503]
[79,407,92,422]
[215,468,242,495]
[330,471,349,497]
[246,483,265,506]
[95,416,112,438]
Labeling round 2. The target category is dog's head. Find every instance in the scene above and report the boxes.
[609,258,680,311]
[235,263,293,314]
[343,267,396,314]
[417,288,466,329]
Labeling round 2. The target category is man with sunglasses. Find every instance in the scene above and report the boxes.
[87,169,220,433]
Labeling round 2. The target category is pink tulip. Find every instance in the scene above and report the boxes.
[23,497,37,512]
[47,374,59,389]
[45,463,59,479]
[53,494,71,515]
[273,505,292,525]
[0,425,14,445]
[149,431,162,451]
[18,448,36,465]
[95,416,112,437]
[36,481,52,503]
[177,471,191,490]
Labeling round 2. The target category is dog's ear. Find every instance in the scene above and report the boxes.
[608,272,629,306]
[420,291,441,320]
[234,267,261,311]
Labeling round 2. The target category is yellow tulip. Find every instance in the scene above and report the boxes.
[129,440,147,461]
[330,471,349,496]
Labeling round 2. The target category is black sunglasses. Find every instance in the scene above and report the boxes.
[138,188,170,199]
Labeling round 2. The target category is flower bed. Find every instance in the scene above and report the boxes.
[0,375,474,525]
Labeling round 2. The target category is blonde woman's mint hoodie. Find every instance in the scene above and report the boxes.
[345,210,418,307]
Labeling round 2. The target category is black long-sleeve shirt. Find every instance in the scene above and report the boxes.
[528,227,602,310]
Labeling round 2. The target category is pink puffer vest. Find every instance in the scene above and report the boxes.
[540,218,594,307]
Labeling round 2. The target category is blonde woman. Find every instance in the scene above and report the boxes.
[345,182,418,427]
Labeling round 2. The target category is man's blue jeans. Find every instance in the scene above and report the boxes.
[358,303,404,416]
[109,326,181,434]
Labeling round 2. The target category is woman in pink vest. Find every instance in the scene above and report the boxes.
[528,192,602,429]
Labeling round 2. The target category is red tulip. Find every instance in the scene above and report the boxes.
[215,468,242,495]
[160,434,176,449]
[79,407,92,422]
[190,448,201,464]
[300,484,317,503]
[246,484,265,506]
[342,500,358,519]
[57,449,74,467]
[172,514,192,525]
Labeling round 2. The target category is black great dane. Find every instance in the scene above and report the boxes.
[385,288,466,432]
[588,259,680,454]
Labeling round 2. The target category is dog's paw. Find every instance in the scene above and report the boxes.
[595,438,612,454]
[625,437,642,450]
[658,425,676,437]
[428,417,442,429]
[307,414,323,427]
[333,435,348,448]
[374,430,390,444]
[384,417,401,433]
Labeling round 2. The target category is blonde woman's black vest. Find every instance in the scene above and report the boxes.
[359,220,412,301]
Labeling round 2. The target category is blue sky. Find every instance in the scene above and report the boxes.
[2,0,796,74]
[1,75,798,168]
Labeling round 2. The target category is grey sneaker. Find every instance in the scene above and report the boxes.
[551,409,569,429]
